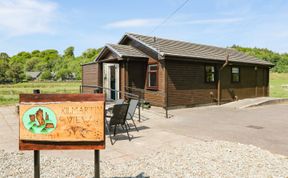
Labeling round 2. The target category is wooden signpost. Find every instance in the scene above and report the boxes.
[19,92,105,178]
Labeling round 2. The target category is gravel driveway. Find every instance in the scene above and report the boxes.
[1,140,288,177]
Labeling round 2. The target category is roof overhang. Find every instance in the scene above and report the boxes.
[119,33,165,59]
[81,61,97,66]
[98,58,120,63]
[95,43,149,63]
[164,54,274,67]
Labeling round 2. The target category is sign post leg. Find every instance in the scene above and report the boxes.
[34,150,40,178]
[33,89,41,178]
[94,150,100,178]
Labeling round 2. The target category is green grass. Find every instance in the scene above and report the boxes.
[0,73,287,106]
[270,73,288,98]
[0,81,81,106]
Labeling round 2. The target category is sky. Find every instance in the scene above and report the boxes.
[1,0,288,56]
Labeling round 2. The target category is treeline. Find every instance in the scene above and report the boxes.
[0,47,101,83]
[0,45,287,84]
[231,45,288,73]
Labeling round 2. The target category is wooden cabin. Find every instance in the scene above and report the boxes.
[82,33,273,108]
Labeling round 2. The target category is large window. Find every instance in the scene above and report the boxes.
[147,64,158,89]
[231,67,240,82]
[205,65,216,83]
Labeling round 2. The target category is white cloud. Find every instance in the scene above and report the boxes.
[0,0,58,36]
[105,18,162,28]
[105,17,243,29]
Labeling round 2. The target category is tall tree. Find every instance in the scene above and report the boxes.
[0,52,10,61]
[63,46,75,59]
[6,63,25,83]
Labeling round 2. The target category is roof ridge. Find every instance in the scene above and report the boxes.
[126,32,232,52]
[125,33,163,55]
[105,43,148,58]
[124,32,273,66]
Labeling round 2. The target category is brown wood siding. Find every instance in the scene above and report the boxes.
[220,65,269,100]
[122,38,166,106]
[127,60,147,98]
[166,60,269,107]
[85,35,271,108]
[120,61,125,99]
[82,63,102,93]
[119,57,165,106]
[128,60,147,89]
[166,60,217,107]
[142,58,166,106]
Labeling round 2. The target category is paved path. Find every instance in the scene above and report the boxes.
[0,102,287,165]
[221,97,288,109]
[0,106,198,164]
[169,103,288,156]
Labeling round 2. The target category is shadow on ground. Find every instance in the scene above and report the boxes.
[110,172,149,178]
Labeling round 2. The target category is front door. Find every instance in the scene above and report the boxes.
[103,63,119,100]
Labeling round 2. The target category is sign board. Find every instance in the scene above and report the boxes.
[19,94,105,150]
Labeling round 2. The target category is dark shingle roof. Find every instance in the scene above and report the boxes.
[106,44,147,58]
[125,33,273,66]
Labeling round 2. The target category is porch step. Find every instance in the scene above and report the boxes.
[221,97,288,109]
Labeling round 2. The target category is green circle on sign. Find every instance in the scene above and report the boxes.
[22,106,57,134]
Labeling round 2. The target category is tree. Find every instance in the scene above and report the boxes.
[63,46,74,59]
[231,45,288,73]
[31,50,41,57]
[25,57,41,71]
[82,48,100,59]
[6,63,25,83]
[275,58,288,73]
[0,52,10,83]
[56,68,74,81]
[40,49,59,58]
[0,61,9,83]
[0,52,10,61]
[40,70,53,80]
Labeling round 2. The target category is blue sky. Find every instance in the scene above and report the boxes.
[1,0,288,56]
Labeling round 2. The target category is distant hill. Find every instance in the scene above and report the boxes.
[231,45,288,73]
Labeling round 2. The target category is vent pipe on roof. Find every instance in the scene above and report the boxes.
[153,36,163,59]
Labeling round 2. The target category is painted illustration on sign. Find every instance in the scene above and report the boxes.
[22,106,57,134]
[20,101,104,142]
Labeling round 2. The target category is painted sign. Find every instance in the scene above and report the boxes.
[19,94,105,150]
[22,106,57,134]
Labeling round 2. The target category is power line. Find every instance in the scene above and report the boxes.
[149,0,191,34]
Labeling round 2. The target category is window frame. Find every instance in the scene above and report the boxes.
[204,65,216,83]
[146,63,158,90]
[231,66,240,83]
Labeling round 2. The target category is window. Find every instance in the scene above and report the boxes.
[147,64,158,89]
[205,65,215,83]
[231,67,240,82]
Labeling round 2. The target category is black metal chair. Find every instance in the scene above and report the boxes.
[126,99,139,132]
[109,104,131,142]
[106,99,125,116]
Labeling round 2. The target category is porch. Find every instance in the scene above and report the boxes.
[81,44,167,108]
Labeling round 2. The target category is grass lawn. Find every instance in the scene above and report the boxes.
[0,81,81,106]
[0,73,287,106]
[270,73,288,98]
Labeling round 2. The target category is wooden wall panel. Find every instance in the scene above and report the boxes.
[82,63,102,93]
[166,59,270,107]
